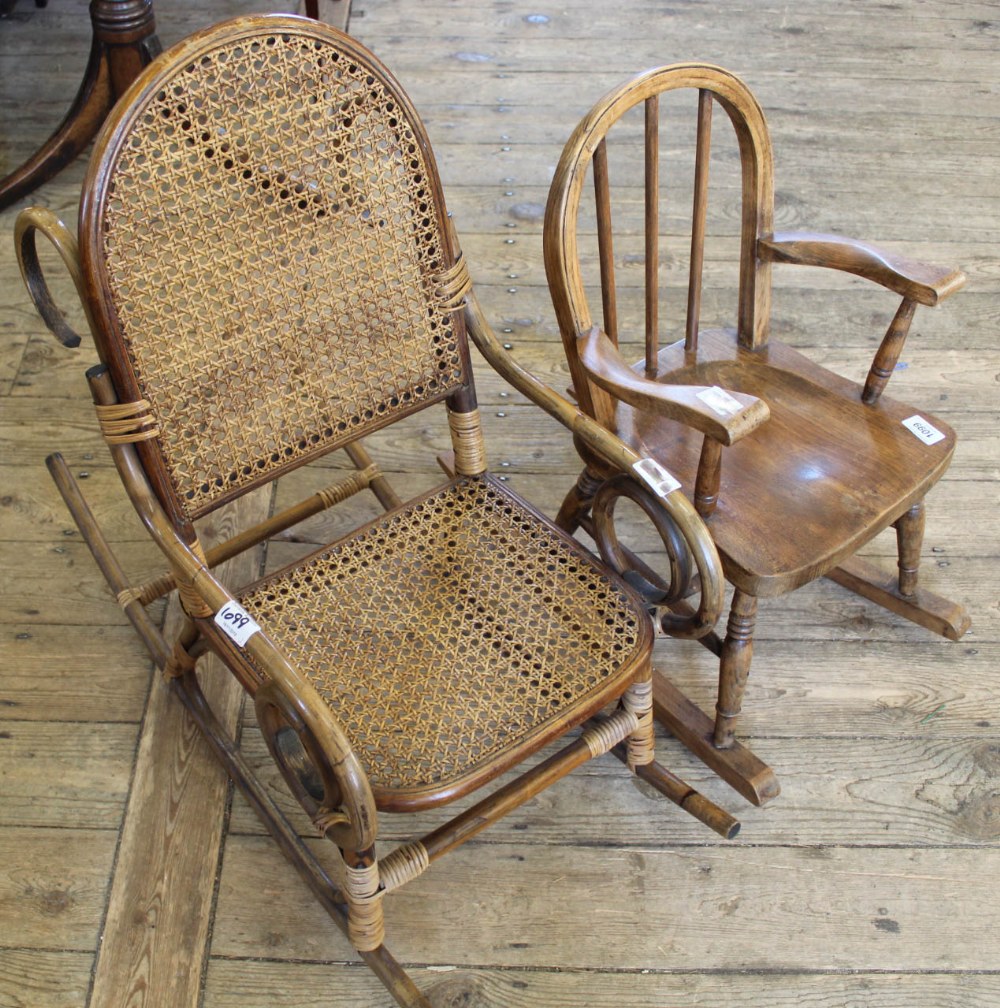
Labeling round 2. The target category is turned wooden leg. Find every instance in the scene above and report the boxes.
[0,34,112,211]
[895,500,925,598]
[556,466,602,533]
[713,590,757,749]
[828,495,969,642]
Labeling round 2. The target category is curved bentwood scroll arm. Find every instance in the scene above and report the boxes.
[590,471,719,639]
[255,678,378,853]
[463,287,725,640]
[14,206,98,349]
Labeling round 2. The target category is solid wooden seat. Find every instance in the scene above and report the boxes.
[15,19,737,1006]
[618,328,956,594]
[544,62,971,807]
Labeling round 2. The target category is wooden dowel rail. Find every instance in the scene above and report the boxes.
[418,734,605,864]
[644,94,660,374]
[46,451,170,668]
[344,439,403,510]
[414,714,739,862]
[132,462,382,606]
[685,88,713,351]
[608,740,740,839]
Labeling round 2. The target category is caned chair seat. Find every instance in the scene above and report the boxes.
[240,475,649,811]
[617,329,956,596]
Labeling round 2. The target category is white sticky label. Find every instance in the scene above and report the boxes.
[633,457,682,499]
[696,385,743,416]
[902,415,945,446]
[214,601,261,647]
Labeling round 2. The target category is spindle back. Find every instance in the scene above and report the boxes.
[544,63,775,425]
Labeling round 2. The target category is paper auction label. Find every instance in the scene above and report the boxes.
[902,415,945,446]
[696,385,743,416]
[214,601,261,647]
[633,457,682,498]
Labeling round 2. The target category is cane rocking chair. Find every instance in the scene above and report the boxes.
[544,63,971,806]
[15,19,736,1006]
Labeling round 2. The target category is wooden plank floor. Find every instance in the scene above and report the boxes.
[1,0,998,1005]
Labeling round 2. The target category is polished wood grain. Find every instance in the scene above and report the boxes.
[0,0,161,211]
[544,59,973,805]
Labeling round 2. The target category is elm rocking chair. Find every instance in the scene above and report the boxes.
[544,63,971,807]
[15,19,736,1006]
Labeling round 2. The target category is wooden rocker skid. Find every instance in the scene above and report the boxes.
[556,495,778,809]
[655,553,970,810]
[583,538,968,809]
[659,550,971,808]
[45,447,740,1007]
[645,548,971,809]
[827,556,971,643]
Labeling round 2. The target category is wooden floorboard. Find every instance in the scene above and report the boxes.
[87,491,270,1008]
[202,959,1000,1008]
[212,835,1000,971]
[0,0,997,1005]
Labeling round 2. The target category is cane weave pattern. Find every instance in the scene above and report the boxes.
[239,476,645,803]
[94,27,466,518]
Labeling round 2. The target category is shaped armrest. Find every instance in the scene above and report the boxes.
[579,326,769,445]
[759,232,967,306]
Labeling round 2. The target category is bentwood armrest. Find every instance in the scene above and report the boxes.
[578,326,769,445]
[463,290,720,480]
[97,393,380,850]
[15,206,98,349]
[464,289,726,634]
[759,232,967,306]
[157,503,381,848]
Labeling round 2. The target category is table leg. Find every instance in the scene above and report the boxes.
[0,0,161,211]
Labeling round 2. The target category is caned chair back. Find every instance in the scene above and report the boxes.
[79,17,471,522]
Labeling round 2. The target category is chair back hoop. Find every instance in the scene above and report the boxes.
[543,62,776,420]
[78,15,473,526]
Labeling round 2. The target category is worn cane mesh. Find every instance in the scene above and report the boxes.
[240,476,645,803]
[93,26,465,517]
